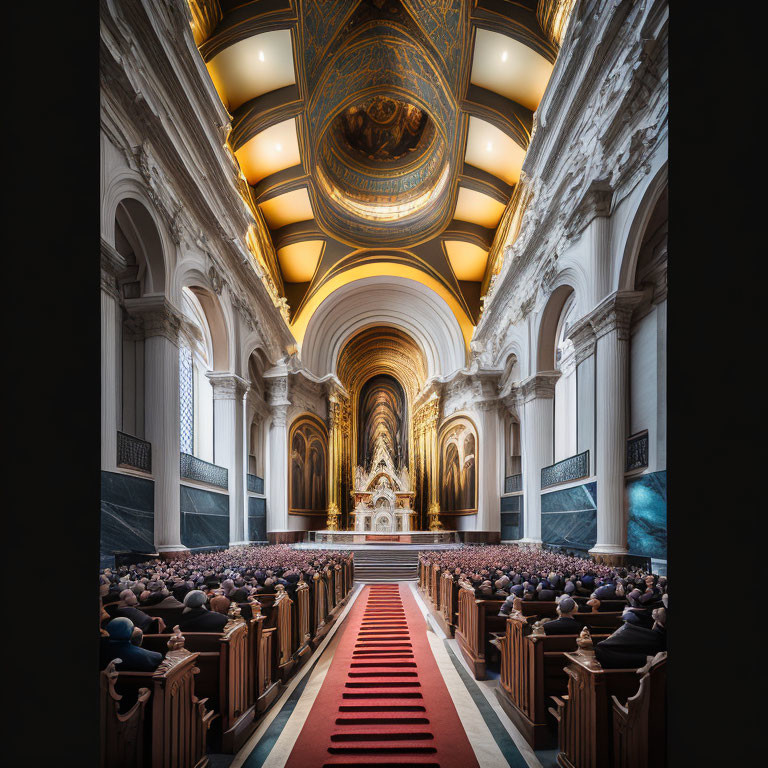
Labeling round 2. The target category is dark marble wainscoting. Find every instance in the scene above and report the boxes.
[541,481,597,552]
[267,530,307,544]
[500,495,522,540]
[248,496,267,542]
[626,470,667,560]
[101,471,155,570]
[180,484,229,548]
[460,531,501,544]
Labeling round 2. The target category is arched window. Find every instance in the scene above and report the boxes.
[179,287,214,462]
[553,294,578,462]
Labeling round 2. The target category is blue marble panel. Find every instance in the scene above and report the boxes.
[180,485,229,549]
[541,481,597,551]
[100,471,155,570]
[249,497,267,542]
[627,471,667,560]
[500,496,522,540]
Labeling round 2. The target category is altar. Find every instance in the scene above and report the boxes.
[350,437,415,533]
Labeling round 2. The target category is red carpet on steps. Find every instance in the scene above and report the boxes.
[285,584,479,768]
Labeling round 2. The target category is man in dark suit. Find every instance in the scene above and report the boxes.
[594,605,666,669]
[112,589,165,633]
[177,589,229,632]
[543,596,582,635]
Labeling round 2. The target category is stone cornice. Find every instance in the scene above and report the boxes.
[206,372,250,400]
[566,315,597,365]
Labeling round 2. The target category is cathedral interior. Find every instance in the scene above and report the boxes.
[94,1,675,766]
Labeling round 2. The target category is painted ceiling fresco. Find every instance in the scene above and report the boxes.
[191,0,565,341]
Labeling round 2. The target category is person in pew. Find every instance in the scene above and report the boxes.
[112,588,166,633]
[100,617,163,672]
[594,604,666,669]
[209,593,231,615]
[542,596,583,635]
[142,580,185,610]
[178,589,229,632]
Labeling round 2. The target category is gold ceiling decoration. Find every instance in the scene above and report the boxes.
[186,0,563,329]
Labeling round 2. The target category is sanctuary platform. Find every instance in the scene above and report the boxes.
[308,529,459,545]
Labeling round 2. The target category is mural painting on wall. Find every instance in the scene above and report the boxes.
[289,415,328,514]
[439,417,477,513]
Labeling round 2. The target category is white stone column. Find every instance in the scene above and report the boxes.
[590,292,642,560]
[208,373,250,546]
[265,375,290,535]
[100,242,126,471]
[476,401,502,534]
[518,373,559,544]
[127,297,186,555]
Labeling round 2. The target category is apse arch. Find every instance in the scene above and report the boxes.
[300,275,467,381]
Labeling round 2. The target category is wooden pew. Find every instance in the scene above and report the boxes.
[141,619,251,753]
[292,579,312,669]
[611,652,667,768]
[270,584,296,681]
[548,632,663,768]
[100,635,215,768]
[492,613,613,748]
[454,581,506,679]
[437,571,459,637]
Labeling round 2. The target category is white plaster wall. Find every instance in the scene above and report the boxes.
[554,368,577,462]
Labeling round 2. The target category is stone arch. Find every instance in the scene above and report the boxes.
[535,284,575,372]
[617,161,668,292]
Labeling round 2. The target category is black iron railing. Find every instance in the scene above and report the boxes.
[247,474,265,494]
[504,473,522,493]
[541,450,589,489]
[117,431,151,473]
[626,431,649,472]
[180,452,228,489]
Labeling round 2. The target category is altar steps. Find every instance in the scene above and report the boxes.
[353,549,419,582]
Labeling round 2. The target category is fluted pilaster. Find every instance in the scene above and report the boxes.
[128,296,185,554]
[518,372,559,544]
[265,376,290,533]
[208,373,250,545]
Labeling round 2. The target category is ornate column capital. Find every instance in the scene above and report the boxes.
[566,316,597,365]
[206,372,250,400]
[124,296,183,343]
[519,371,560,403]
[589,291,644,342]
[100,238,127,299]
[265,376,290,427]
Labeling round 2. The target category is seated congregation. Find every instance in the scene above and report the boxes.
[418,545,667,764]
[99,545,354,763]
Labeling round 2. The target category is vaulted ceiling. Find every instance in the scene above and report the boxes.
[188,0,572,344]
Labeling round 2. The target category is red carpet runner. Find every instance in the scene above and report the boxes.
[285,583,479,768]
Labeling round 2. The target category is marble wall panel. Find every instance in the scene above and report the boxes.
[180,484,229,548]
[500,494,521,540]
[541,481,597,551]
[248,496,267,542]
[100,471,155,570]
[626,470,667,559]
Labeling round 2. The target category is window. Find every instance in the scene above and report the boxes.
[179,287,215,462]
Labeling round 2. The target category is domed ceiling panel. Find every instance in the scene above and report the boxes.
[189,0,571,345]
